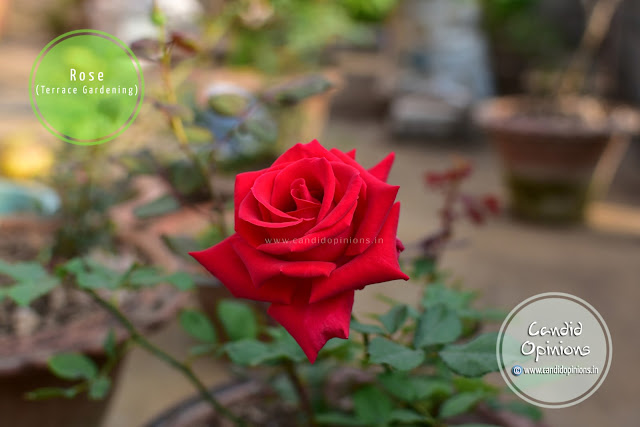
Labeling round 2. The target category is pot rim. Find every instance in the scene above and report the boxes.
[474,95,640,139]
[144,379,550,427]
[0,286,187,375]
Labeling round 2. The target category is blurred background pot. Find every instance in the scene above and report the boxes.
[475,95,639,223]
[144,380,547,427]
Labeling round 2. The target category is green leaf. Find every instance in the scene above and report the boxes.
[378,372,452,402]
[7,277,59,306]
[88,376,111,400]
[453,377,499,395]
[48,353,98,381]
[422,283,475,312]
[165,272,195,291]
[413,257,436,279]
[68,260,124,290]
[389,409,424,423]
[25,387,79,400]
[179,309,217,343]
[161,235,202,260]
[439,333,500,377]
[103,329,117,360]
[267,327,307,362]
[0,260,49,282]
[439,391,485,419]
[454,424,500,427]
[368,337,425,371]
[128,267,165,287]
[133,195,180,219]
[353,386,393,425]
[223,340,276,366]
[217,300,258,341]
[351,319,385,335]
[379,305,409,334]
[414,304,462,347]
[315,413,364,426]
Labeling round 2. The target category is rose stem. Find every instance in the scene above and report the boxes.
[283,360,317,427]
[158,23,229,239]
[84,288,245,426]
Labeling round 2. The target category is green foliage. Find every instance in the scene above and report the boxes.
[57,258,195,292]
[48,353,98,381]
[343,0,397,23]
[133,195,180,219]
[353,386,394,425]
[217,300,259,341]
[439,333,500,377]
[414,304,462,347]
[224,339,275,366]
[226,0,358,73]
[180,309,217,344]
[88,376,112,400]
[378,372,452,403]
[25,387,80,400]
[368,337,425,371]
[378,304,409,334]
[0,260,60,306]
[103,329,117,360]
[439,391,486,419]
[350,319,385,335]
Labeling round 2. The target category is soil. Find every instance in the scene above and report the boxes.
[0,219,138,340]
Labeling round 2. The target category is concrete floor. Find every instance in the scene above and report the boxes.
[1,43,639,427]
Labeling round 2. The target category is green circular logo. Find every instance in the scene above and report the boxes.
[30,30,144,145]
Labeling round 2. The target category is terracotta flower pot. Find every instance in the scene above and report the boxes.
[0,286,186,427]
[144,380,548,427]
[475,96,639,223]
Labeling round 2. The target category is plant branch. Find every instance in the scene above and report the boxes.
[158,26,229,239]
[83,288,245,426]
[283,361,317,427]
[558,0,623,96]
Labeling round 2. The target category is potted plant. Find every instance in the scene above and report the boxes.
[475,0,639,223]
[20,136,544,426]
[0,132,189,427]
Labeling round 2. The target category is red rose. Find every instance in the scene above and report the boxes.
[191,140,408,362]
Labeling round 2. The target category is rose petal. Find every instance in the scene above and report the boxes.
[268,287,354,362]
[190,235,295,304]
[231,237,336,286]
[310,202,409,303]
[272,140,339,167]
[330,148,399,256]
[271,157,336,223]
[345,149,356,159]
[368,152,395,183]
[257,202,357,256]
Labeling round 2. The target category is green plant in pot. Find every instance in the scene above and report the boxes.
[475,0,640,224]
[25,140,543,427]
[0,142,192,427]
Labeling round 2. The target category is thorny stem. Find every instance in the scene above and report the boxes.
[158,25,229,239]
[283,361,317,427]
[84,288,245,426]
